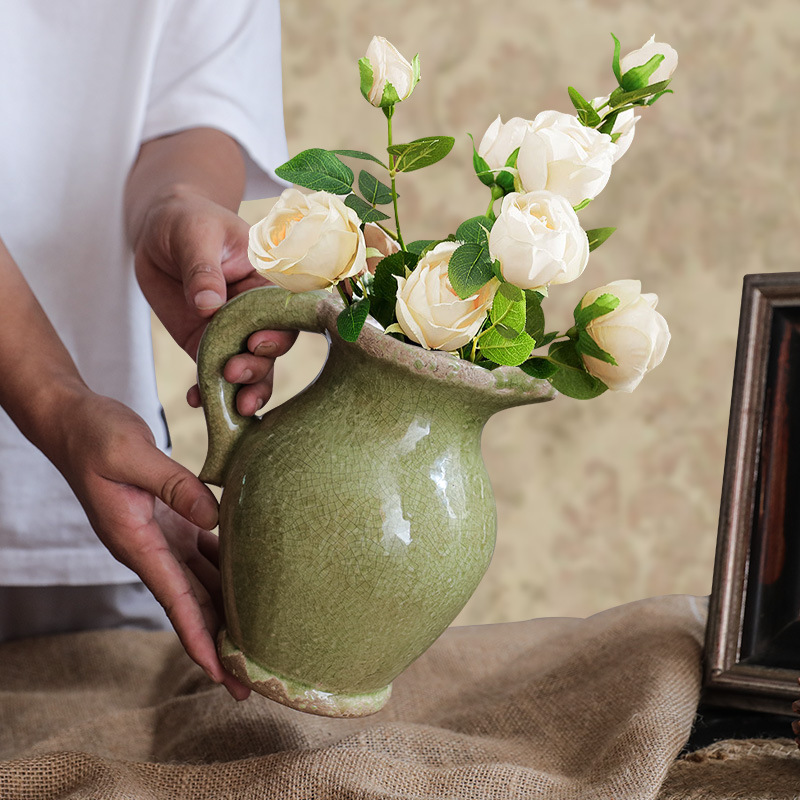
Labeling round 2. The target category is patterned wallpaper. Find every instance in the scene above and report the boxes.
[152,0,800,624]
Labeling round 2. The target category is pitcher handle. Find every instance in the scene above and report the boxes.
[196,286,328,485]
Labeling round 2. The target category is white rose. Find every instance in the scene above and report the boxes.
[248,188,366,293]
[620,35,678,86]
[516,110,617,206]
[395,242,497,351]
[477,115,536,171]
[363,222,400,273]
[580,279,670,392]
[488,191,589,290]
[362,36,418,107]
[590,96,638,162]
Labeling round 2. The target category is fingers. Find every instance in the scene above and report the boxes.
[127,443,218,531]
[247,329,298,358]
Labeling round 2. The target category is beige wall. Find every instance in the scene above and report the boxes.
[153,0,800,624]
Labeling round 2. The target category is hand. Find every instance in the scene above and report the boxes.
[51,388,250,700]
[134,188,297,415]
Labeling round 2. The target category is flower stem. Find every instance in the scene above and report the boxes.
[336,282,351,307]
[385,106,406,250]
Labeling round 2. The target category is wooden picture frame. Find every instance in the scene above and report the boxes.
[704,272,800,715]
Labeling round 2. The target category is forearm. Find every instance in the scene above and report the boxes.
[0,237,89,457]
[124,127,247,248]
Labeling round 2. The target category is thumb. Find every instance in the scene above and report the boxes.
[171,215,244,316]
[131,444,219,531]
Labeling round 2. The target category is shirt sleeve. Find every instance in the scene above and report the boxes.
[142,0,289,200]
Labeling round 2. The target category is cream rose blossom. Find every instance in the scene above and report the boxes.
[620,36,678,86]
[516,110,617,205]
[363,36,418,107]
[489,191,589,290]
[580,279,670,392]
[477,115,536,171]
[248,188,366,293]
[395,242,497,351]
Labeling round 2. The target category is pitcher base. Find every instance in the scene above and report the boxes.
[217,628,392,717]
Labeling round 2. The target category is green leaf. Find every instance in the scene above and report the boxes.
[576,328,617,365]
[496,324,521,340]
[344,194,390,223]
[406,239,435,255]
[573,198,592,212]
[358,57,374,103]
[387,136,455,173]
[574,292,620,328]
[358,171,394,205]
[547,340,607,399]
[370,250,418,328]
[498,282,524,302]
[620,53,665,91]
[524,290,545,342]
[332,149,389,169]
[568,86,602,127]
[538,331,559,348]
[468,133,494,187]
[275,149,354,194]
[489,285,526,336]
[456,215,494,245]
[609,79,671,109]
[337,298,371,342]
[586,227,616,252]
[520,357,558,380]
[448,242,494,299]
[479,328,536,367]
[611,33,622,83]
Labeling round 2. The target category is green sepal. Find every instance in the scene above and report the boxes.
[331,149,389,170]
[547,340,608,399]
[646,88,673,106]
[387,136,455,173]
[468,133,494,187]
[496,170,516,194]
[573,198,592,212]
[358,170,394,205]
[586,227,616,252]
[456,215,494,245]
[597,109,620,136]
[479,328,536,367]
[411,53,422,90]
[609,79,671,109]
[568,86,602,127]
[336,298,371,342]
[380,80,402,108]
[610,132,621,143]
[358,57,374,103]
[576,328,617,365]
[573,292,620,328]
[448,242,494,299]
[611,33,622,83]
[505,147,520,169]
[524,289,545,342]
[620,53,665,92]
[491,259,504,282]
[520,357,558,380]
[369,251,418,328]
[344,194,390,223]
[406,239,436,255]
[275,149,354,194]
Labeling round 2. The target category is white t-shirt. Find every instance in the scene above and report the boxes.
[0,0,288,585]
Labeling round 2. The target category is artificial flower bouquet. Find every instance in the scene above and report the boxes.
[248,34,677,397]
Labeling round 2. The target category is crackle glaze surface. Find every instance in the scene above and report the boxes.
[197,287,554,713]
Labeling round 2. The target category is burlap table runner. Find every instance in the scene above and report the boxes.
[0,594,733,799]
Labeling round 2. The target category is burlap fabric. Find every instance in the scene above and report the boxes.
[0,594,716,799]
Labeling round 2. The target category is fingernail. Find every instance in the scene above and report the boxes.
[239,369,254,383]
[195,290,224,310]
[254,342,277,357]
[189,497,215,527]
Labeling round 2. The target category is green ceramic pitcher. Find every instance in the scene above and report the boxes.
[197,286,556,717]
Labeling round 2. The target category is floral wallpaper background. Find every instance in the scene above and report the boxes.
[152,0,800,625]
